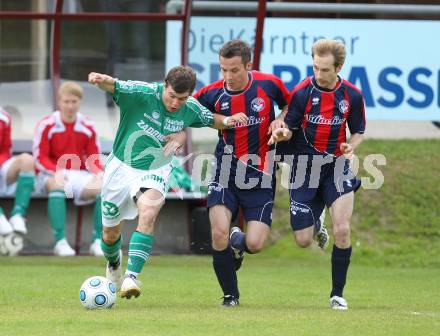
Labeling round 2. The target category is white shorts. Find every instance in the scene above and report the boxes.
[0,157,17,195]
[101,154,172,227]
[36,169,97,206]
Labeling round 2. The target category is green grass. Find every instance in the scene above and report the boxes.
[2,139,439,334]
[268,139,440,267]
[1,256,439,336]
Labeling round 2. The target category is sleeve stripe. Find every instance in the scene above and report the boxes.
[187,98,214,125]
[116,80,158,95]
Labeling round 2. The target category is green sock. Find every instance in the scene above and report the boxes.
[101,235,122,266]
[48,189,66,242]
[92,195,102,241]
[126,231,154,276]
[0,207,4,216]
[11,172,35,217]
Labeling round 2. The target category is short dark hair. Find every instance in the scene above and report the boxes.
[164,66,196,94]
[219,39,252,65]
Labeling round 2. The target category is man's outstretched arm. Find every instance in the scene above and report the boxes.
[88,72,116,94]
[211,113,248,130]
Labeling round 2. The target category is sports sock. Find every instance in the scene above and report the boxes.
[48,189,66,241]
[0,207,4,216]
[101,235,122,266]
[212,247,239,298]
[331,244,352,297]
[11,172,35,217]
[125,231,154,278]
[92,195,102,241]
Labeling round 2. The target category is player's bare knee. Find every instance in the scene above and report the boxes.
[211,225,228,246]
[18,153,34,171]
[83,179,102,198]
[333,224,350,245]
[102,227,120,244]
[211,226,228,242]
[211,234,228,250]
[246,239,264,253]
[88,187,101,198]
[294,232,313,248]
[45,177,60,191]
[295,237,313,248]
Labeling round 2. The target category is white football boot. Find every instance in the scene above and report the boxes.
[53,238,76,256]
[119,274,141,299]
[0,214,13,235]
[9,214,27,235]
[89,239,104,257]
[329,296,348,310]
[106,249,122,289]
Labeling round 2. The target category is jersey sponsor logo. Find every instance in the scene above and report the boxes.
[251,97,266,112]
[102,201,120,219]
[208,184,223,193]
[233,115,266,128]
[141,173,165,184]
[143,112,161,126]
[290,202,310,215]
[152,110,160,119]
[221,101,230,110]
[306,114,346,126]
[338,100,350,114]
[137,120,166,142]
[164,118,184,132]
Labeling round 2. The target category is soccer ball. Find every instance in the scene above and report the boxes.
[79,276,117,309]
[0,233,24,256]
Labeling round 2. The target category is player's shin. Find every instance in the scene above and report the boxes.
[101,234,122,265]
[212,247,239,299]
[11,172,35,217]
[331,244,352,298]
[48,189,67,241]
[92,195,102,241]
[125,231,154,278]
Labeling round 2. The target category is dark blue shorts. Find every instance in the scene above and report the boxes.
[288,155,361,231]
[207,181,274,226]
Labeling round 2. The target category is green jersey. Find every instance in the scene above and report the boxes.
[111,80,214,170]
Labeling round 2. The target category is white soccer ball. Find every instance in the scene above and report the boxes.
[0,233,24,256]
[79,276,117,309]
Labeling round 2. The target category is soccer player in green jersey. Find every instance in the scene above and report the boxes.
[88,66,247,299]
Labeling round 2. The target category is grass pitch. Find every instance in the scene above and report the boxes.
[1,255,439,336]
[2,139,439,335]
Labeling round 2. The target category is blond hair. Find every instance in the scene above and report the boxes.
[58,81,83,99]
[311,39,346,68]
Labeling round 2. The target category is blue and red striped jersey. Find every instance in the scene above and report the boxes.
[194,71,289,173]
[284,76,366,156]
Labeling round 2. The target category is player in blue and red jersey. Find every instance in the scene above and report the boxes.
[269,39,366,310]
[194,39,290,307]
